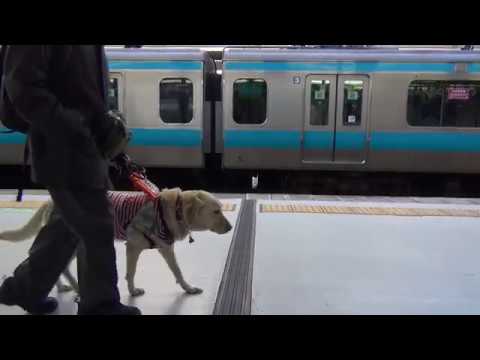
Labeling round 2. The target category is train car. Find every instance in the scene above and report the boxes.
[0,46,216,169]
[3,46,480,187]
[221,47,480,174]
[106,47,216,168]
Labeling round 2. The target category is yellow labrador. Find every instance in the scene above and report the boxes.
[0,188,232,298]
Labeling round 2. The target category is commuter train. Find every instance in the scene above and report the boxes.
[2,46,480,186]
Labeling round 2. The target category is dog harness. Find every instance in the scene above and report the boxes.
[107,192,172,248]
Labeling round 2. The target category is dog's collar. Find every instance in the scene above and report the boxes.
[175,194,195,244]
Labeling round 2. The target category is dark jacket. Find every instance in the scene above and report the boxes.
[3,45,114,189]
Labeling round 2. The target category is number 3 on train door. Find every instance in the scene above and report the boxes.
[302,74,369,165]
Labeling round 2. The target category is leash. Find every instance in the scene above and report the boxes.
[114,153,160,199]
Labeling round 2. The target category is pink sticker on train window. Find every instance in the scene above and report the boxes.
[448,87,471,100]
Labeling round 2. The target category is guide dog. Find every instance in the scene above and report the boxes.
[0,188,232,298]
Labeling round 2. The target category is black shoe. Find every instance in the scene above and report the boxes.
[0,278,58,315]
[78,302,142,315]
[24,297,59,315]
[0,280,15,306]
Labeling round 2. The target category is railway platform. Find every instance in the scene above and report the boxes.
[1,190,480,315]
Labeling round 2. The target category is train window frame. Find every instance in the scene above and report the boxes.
[407,79,480,128]
[309,79,331,126]
[342,79,364,127]
[108,73,124,114]
[232,78,268,126]
[158,77,194,125]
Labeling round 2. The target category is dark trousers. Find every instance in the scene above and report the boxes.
[3,187,120,313]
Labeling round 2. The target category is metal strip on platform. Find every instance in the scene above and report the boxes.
[260,204,480,217]
[213,199,256,315]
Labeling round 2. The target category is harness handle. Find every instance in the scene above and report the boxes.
[129,172,160,200]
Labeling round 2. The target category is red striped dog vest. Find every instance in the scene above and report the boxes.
[107,192,172,246]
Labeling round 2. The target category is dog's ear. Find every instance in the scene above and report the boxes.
[186,194,205,212]
[195,193,205,209]
[184,193,205,223]
[184,198,195,224]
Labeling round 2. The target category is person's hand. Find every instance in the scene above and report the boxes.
[97,111,131,159]
[111,153,146,178]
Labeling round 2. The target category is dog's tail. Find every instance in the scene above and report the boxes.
[0,202,50,242]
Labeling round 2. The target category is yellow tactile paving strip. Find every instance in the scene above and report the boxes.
[0,201,46,209]
[221,203,237,212]
[0,201,237,212]
[260,204,480,218]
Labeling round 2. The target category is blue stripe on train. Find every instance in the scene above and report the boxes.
[370,132,480,152]
[335,132,366,151]
[0,131,27,145]
[225,130,480,153]
[107,61,480,73]
[303,131,333,150]
[0,128,203,147]
[468,64,480,73]
[3,128,480,153]
[224,62,459,73]
[109,61,203,71]
[129,128,202,147]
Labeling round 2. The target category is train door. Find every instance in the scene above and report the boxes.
[302,74,369,164]
[334,75,369,164]
[302,75,337,162]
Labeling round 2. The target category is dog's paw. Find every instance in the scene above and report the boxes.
[130,288,145,297]
[184,287,203,295]
[57,284,73,293]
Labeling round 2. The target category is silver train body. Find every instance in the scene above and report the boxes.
[2,46,480,175]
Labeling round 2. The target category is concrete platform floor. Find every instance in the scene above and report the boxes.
[253,199,480,315]
[3,190,480,315]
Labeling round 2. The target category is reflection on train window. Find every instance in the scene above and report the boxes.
[310,80,330,125]
[159,78,193,124]
[233,79,267,124]
[343,80,363,126]
[408,80,480,127]
[108,78,119,111]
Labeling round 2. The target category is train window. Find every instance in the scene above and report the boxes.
[159,78,193,124]
[233,79,267,124]
[407,81,443,126]
[310,80,330,126]
[343,80,364,126]
[108,78,119,111]
[408,80,480,127]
